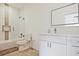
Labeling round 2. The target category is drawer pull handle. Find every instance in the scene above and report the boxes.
[77,52,79,54]
[72,46,79,47]
[47,42,49,47]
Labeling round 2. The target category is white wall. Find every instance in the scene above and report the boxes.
[50,26,79,35]
[20,3,79,50]
[19,9,49,49]
[20,4,50,50]
[20,3,71,50]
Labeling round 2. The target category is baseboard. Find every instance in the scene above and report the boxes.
[29,47,39,52]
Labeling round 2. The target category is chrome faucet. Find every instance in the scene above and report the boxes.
[54,28,56,34]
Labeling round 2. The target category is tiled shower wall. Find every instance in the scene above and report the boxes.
[0,4,20,40]
[0,4,5,41]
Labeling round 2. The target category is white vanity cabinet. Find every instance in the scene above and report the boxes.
[39,35,67,56]
[39,34,79,56]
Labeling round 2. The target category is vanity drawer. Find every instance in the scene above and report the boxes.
[71,46,79,56]
[40,35,66,45]
[70,37,79,46]
[49,36,66,44]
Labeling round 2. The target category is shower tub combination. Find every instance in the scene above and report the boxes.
[0,40,18,55]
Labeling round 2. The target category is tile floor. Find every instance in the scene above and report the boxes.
[5,48,39,56]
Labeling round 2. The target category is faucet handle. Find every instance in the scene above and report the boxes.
[54,28,56,34]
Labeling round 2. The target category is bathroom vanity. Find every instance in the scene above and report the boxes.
[39,33,79,56]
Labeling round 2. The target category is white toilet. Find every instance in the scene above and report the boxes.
[16,39,29,51]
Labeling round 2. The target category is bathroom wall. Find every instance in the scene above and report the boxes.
[20,4,50,50]
[51,26,79,35]
[20,3,70,50]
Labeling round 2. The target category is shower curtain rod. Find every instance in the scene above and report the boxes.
[4,3,9,6]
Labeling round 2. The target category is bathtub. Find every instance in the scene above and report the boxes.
[0,40,18,51]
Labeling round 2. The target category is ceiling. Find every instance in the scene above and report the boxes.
[8,3,26,9]
[8,3,71,10]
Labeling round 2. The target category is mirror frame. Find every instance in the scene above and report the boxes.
[51,3,79,26]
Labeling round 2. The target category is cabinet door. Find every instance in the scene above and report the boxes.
[39,40,50,56]
[51,42,66,56]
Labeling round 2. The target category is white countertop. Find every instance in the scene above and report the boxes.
[40,33,79,37]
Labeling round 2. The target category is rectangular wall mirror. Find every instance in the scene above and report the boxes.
[51,3,79,26]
